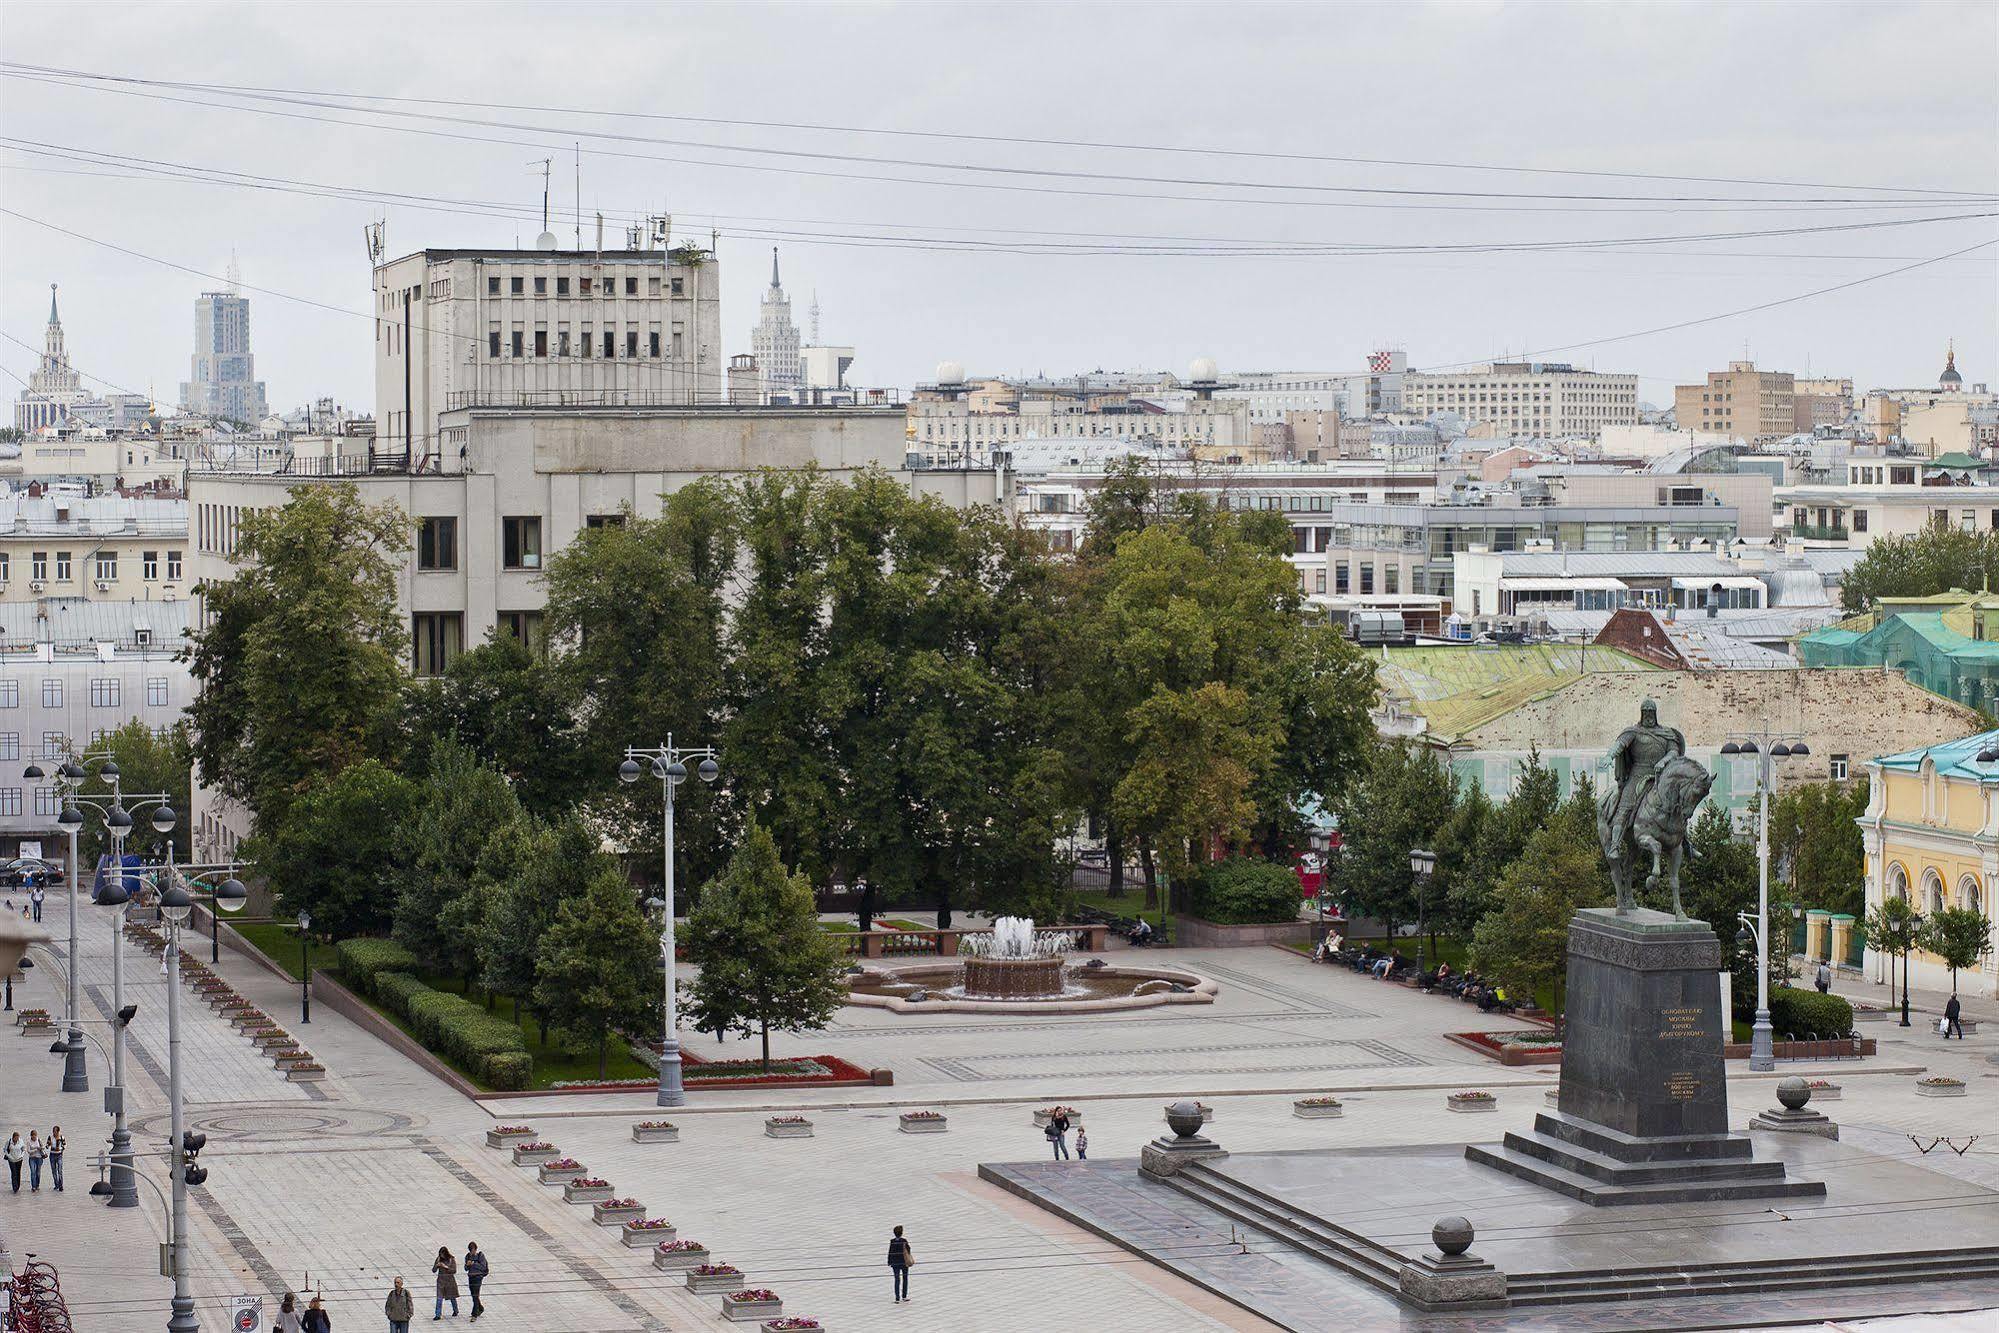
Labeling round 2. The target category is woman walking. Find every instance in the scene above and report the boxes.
[275,1291,303,1333]
[5,1131,23,1192]
[26,1130,45,1192]
[886,1225,913,1304]
[47,1125,64,1192]
[432,1245,461,1319]
[301,1294,332,1333]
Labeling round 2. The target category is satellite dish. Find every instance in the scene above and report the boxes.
[534,231,559,251]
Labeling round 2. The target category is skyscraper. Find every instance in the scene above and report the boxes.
[751,248,802,398]
[15,284,87,433]
[180,286,267,425]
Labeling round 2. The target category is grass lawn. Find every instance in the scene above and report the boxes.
[819,918,928,934]
[1067,887,1173,937]
[231,919,343,981]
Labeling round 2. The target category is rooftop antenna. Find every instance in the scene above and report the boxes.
[574,143,582,249]
[809,289,821,344]
[362,220,385,266]
[530,157,557,250]
[226,249,240,294]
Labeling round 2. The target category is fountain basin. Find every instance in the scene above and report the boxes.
[961,955,1068,1000]
[845,962,1217,1014]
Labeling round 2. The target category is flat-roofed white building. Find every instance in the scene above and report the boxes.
[1404,362,1639,438]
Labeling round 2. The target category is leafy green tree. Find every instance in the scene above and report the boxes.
[402,637,583,817]
[250,761,416,940]
[1332,742,1456,939]
[72,721,194,867]
[1468,823,1605,1015]
[1919,906,1995,995]
[533,866,659,1079]
[1864,892,1923,1005]
[1771,777,1870,917]
[186,483,408,835]
[681,823,846,1071]
[392,741,524,990]
[477,813,616,1034]
[1435,776,1494,936]
[1841,522,1999,611]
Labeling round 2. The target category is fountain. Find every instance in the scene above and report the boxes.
[958,917,1073,1000]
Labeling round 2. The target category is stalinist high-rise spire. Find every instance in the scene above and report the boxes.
[751,247,802,398]
[14,283,86,433]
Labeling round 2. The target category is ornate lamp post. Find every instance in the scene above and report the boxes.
[619,737,719,1107]
[1409,848,1437,970]
[297,910,313,1024]
[1720,726,1808,1072]
[24,751,113,1094]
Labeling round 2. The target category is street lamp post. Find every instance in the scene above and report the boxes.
[25,752,112,1095]
[1409,848,1437,970]
[619,737,719,1108]
[1720,725,1808,1073]
[297,910,312,1024]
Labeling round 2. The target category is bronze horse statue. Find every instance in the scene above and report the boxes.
[1597,753,1714,918]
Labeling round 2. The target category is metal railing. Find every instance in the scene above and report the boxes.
[444,387,903,411]
[1790,523,1852,541]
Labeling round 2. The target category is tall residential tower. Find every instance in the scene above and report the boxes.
[179,287,268,425]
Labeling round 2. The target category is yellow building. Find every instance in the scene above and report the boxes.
[1859,730,1999,998]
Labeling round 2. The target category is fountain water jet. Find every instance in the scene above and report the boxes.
[958,916,1074,1000]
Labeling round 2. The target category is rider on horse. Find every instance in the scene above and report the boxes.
[1599,698,1686,906]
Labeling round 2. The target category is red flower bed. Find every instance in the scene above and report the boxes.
[509,1053,875,1097]
[1446,1030,1563,1066]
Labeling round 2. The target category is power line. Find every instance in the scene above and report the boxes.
[9,60,1994,200]
[8,69,1995,218]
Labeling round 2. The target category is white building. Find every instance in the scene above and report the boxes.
[179,290,268,425]
[1403,362,1640,439]
[751,249,802,398]
[369,243,724,464]
[15,287,93,435]
[1216,350,1407,425]
[0,494,188,605]
[910,360,1256,465]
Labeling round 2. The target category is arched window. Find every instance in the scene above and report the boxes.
[1922,869,1946,918]
[1959,874,1984,918]
[1887,863,1909,902]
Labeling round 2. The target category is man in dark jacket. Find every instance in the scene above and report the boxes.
[1944,993,1964,1039]
[465,1242,490,1319]
[887,1225,913,1303]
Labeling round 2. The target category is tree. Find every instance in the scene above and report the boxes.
[402,636,583,817]
[249,761,416,940]
[72,721,194,868]
[392,741,524,990]
[533,866,659,1079]
[1468,823,1606,1014]
[680,824,846,1071]
[186,483,408,835]
[1841,522,1999,611]
[1671,803,1768,1014]
[1332,742,1455,938]
[477,813,612,1034]
[1434,776,1494,937]
[1771,777,1869,917]
[1864,892,1922,1016]
[1919,906,1995,995]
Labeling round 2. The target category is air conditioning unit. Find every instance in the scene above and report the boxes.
[29,582,44,593]
[94,581,111,592]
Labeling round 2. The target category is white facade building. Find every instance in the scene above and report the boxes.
[0,494,187,605]
[1403,362,1639,438]
[179,290,268,425]
[751,249,803,398]
[15,287,92,435]
[1217,350,1408,424]
[370,244,724,463]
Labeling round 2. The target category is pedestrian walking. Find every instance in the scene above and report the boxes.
[29,883,43,923]
[385,1277,414,1333]
[886,1224,913,1303]
[432,1245,460,1319]
[1076,1128,1088,1161]
[301,1295,333,1333]
[1814,960,1831,994]
[25,1131,44,1192]
[275,1291,303,1333]
[463,1242,488,1320]
[1945,993,1964,1039]
[46,1125,63,1192]
[5,1131,24,1192]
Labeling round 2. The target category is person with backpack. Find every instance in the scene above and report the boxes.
[1815,960,1832,995]
[886,1225,913,1303]
[463,1242,488,1319]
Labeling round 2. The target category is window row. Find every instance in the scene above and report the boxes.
[412,611,544,677]
[418,515,623,572]
[484,273,681,297]
[485,326,675,359]
[1,551,182,584]
[0,678,171,709]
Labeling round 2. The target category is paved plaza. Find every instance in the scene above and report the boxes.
[3,903,1996,1331]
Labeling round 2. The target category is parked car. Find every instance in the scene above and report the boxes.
[0,857,64,887]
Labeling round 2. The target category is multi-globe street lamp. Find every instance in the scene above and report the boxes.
[1409,848,1437,970]
[1720,726,1809,1072]
[24,749,116,1094]
[618,737,719,1108]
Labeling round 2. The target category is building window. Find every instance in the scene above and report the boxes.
[649,330,661,358]
[487,275,500,295]
[625,276,638,295]
[1853,510,1868,533]
[558,328,571,357]
[412,612,463,677]
[33,786,58,818]
[0,734,16,761]
[0,788,19,818]
[167,551,182,581]
[510,329,524,358]
[648,275,662,296]
[510,276,523,295]
[626,330,639,358]
[54,552,70,582]
[417,517,458,571]
[585,514,627,529]
[89,678,120,708]
[143,551,159,580]
[94,553,117,582]
[604,329,616,358]
[534,329,548,357]
[40,679,60,708]
[580,276,592,296]
[671,276,684,295]
[502,517,543,570]
[489,328,501,357]
[498,610,546,656]
[1829,753,1848,781]
[557,276,570,296]
[533,275,547,295]
[40,730,64,758]
[0,681,15,710]
[31,553,46,582]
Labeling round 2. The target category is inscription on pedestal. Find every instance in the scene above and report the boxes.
[1665,1072,1701,1101]
[1658,1007,1703,1038]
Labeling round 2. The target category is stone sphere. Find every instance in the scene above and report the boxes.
[1432,1216,1474,1257]
[1165,1100,1206,1139]
[1776,1076,1812,1110]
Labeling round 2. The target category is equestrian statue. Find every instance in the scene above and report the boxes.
[1596,698,1714,918]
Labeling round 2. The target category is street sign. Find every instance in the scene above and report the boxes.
[231,1293,265,1331]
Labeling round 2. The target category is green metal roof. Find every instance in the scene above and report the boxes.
[1877,728,1999,780]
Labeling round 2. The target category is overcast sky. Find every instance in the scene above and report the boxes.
[2,1,1994,416]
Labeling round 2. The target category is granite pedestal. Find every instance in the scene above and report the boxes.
[1466,908,1823,1205]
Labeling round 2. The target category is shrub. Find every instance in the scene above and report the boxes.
[337,938,418,997]
[375,971,425,1012]
[1768,986,1853,1038]
[368,968,532,1090]
[482,1051,532,1090]
[1187,857,1302,925]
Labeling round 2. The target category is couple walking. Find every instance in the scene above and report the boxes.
[273,1244,485,1333]
[4,1126,64,1193]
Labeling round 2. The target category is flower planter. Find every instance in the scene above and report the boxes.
[253,1033,295,1052]
[537,1162,588,1184]
[631,1123,680,1143]
[511,1144,560,1166]
[229,1012,270,1029]
[686,1267,746,1295]
[898,1113,947,1134]
[762,1322,824,1333]
[484,1127,537,1149]
[563,1181,614,1204]
[271,1051,312,1067]
[593,1201,645,1226]
[653,1243,709,1271]
[764,1118,813,1139]
[1447,1093,1497,1113]
[285,1066,326,1083]
[1804,1081,1842,1101]
[1031,1109,1083,1130]
[1916,1079,1967,1098]
[623,1221,675,1247]
[1292,1099,1343,1119]
[18,1012,53,1030]
[721,1291,782,1323]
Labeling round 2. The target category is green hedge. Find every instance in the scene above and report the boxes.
[337,939,418,998]
[1769,986,1854,1038]
[360,964,531,1091]
[375,971,425,1011]
[1188,857,1303,925]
